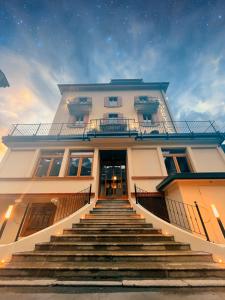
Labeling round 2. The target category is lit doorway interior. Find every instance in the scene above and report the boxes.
[99,150,127,198]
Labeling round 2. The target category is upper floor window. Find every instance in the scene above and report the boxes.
[139,96,148,102]
[162,148,192,175]
[143,113,152,121]
[79,97,88,104]
[108,97,118,106]
[108,113,118,119]
[67,150,93,177]
[104,96,122,107]
[35,150,64,177]
[76,114,84,123]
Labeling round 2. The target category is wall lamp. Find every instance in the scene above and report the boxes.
[0,205,14,239]
[211,204,225,238]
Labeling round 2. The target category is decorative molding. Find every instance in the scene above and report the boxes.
[0,176,94,181]
[132,176,166,180]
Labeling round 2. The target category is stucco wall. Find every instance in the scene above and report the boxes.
[191,147,225,172]
[0,150,36,178]
[132,148,162,176]
[53,89,169,124]
[164,180,225,244]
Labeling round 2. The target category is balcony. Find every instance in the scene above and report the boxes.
[134,96,159,113]
[67,97,92,114]
[3,120,223,144]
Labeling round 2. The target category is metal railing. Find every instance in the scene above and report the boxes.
[14,184,92,241]
[53,184,92,223]
[134,184,210,241]
[6,120,220,138]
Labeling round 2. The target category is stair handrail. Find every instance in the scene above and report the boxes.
[13,184,93,242]
[134,184,210,241]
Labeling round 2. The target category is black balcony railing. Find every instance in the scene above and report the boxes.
[4,119,222,142]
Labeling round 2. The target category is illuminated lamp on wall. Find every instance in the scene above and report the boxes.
[0,205,14,239]
[211,204,225,238]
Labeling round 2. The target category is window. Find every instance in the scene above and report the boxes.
[139,96,148,102]
[104,96,121,107]
[108,97,118,107]
[35,150,64,177]
[79,97,88,104]
[67,150,93,176]
[108,113,118,119]
[162,148,192,175]
[76,115,84,123]
[143,113,152,121]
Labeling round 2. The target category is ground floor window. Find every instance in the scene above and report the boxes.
[35,150,64,177]
[162,148,192,175]
[67,150,93,176]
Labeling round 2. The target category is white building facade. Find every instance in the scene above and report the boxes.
[0,79,225,244]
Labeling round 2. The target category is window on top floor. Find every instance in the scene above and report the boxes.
[162,148,192,176]
[35,150,64,177]
[139,96,148,102]
[108,96,118,106]
[79,97,88,104]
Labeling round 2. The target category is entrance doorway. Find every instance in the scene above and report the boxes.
[99,150,127,198]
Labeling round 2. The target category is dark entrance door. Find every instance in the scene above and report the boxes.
[99,150,127,198]
[20,202,56,236]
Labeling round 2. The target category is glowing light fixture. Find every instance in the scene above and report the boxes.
[211,204,225,238]
[5,205,13,220]
[211,204,219,218]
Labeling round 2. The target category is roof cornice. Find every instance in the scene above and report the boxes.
[58,81,169,95]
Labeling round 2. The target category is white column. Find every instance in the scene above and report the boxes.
[157,146,167,176]
[92,148,99,200]
[26,149,40,177]
[217,146,225,164]
[0,148,11,171]
[127,147,134,198]
[186,146,198,172]
[59,148,70,177]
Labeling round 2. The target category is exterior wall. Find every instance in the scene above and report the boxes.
[191,147,225,172]
[53,89,171,124]
[0,149,36,178]
[164,180,225,244]
[132,148,162,176]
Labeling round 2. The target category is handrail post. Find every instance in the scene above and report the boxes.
[185,121,192,134]
[194,201,210,241]
[33,123,41,136]
[10,124,18,136]
[134,184,138,204]
[88,184,92,204]
[58,123,64,136]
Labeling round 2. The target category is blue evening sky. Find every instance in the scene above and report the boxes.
[0,0,225,156]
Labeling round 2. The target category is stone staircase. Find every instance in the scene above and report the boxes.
[0,198,225,281]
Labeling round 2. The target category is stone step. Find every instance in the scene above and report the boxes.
[11,251,213,263]
[85,214,141,219]
[91,209,135,213]
[63,228,162,235]
[72,223,153,228]
[1,261,225,280]
[94,206,132,209]
[80,218,146,223]
[34,241,191,252]
[50,234,174,243]
[96,200,130,205]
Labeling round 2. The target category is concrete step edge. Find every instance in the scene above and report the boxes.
[1,279,225,287]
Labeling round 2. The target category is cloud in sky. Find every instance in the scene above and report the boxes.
[0,0,225,159]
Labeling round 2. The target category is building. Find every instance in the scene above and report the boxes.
[0,79,225,282]
[0,70,9,88]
